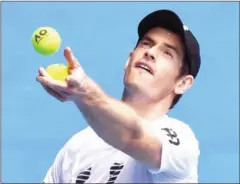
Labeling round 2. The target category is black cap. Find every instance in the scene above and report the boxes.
[138,10,201,78]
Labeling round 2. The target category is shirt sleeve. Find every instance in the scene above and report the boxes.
[148,126,200,180]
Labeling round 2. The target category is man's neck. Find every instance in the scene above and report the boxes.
[121,89,171,121]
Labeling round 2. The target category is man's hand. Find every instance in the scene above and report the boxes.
[37,47,88,102]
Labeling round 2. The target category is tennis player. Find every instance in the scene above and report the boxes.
[37,9,201,183]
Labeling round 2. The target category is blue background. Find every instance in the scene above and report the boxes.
[2,2,239,183]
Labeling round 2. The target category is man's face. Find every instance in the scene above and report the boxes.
[124,27,186,102]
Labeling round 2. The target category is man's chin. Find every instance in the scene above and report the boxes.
[124,78,149,95]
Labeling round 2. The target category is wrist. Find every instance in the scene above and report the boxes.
[70,74,88,103]
[79,74,88,90]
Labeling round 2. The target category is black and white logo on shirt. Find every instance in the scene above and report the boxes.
[161,127,180,146]
[76,162,124,183]
[106,162,124,184]
[76,167,92,184]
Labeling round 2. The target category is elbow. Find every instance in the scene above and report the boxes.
[100,125,134,150]
[118,131,134,150]
[118,119,141,150]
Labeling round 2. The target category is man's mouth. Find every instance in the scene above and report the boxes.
[135,62,153,75]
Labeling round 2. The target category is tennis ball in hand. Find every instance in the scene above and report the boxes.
[32,27,61,55]
[46,64,69,82]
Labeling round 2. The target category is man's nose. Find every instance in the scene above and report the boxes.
[144,47,156,62]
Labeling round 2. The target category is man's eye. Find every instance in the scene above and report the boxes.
[140,41,151,46]
[164,50,173,58]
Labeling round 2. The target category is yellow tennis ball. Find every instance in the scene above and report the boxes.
[46,64,69,82]
[32,26,61,55]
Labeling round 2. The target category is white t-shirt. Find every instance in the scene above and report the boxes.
[43,115,200,183]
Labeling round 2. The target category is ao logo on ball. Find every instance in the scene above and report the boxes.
[31,26,61,55]
[34,29,48,44]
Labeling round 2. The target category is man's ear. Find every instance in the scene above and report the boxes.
[124,51,133,70]
[174,75,194,95]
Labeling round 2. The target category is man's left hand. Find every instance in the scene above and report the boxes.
[36,47,88,102]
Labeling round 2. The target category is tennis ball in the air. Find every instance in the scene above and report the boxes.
[46,64,69,82]
[32,27,61,55]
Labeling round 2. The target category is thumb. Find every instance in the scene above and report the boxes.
[64,47,80,69]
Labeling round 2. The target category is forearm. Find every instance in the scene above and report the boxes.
[74,77,143,150]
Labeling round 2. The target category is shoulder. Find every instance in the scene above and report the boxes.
[147,116,200,180]
[166,116,198,139]
[161,116,200,152]
[53,126,97,156]
[64,126,96,148]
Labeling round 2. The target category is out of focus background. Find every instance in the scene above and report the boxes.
[2,2,239,183]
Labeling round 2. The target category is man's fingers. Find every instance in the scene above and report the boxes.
[37,74,71,97]
[40,83,67,102]
[38,67,73,94]
[36,74,70,92]
[64,47,81,69]
[38,67,52,78]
